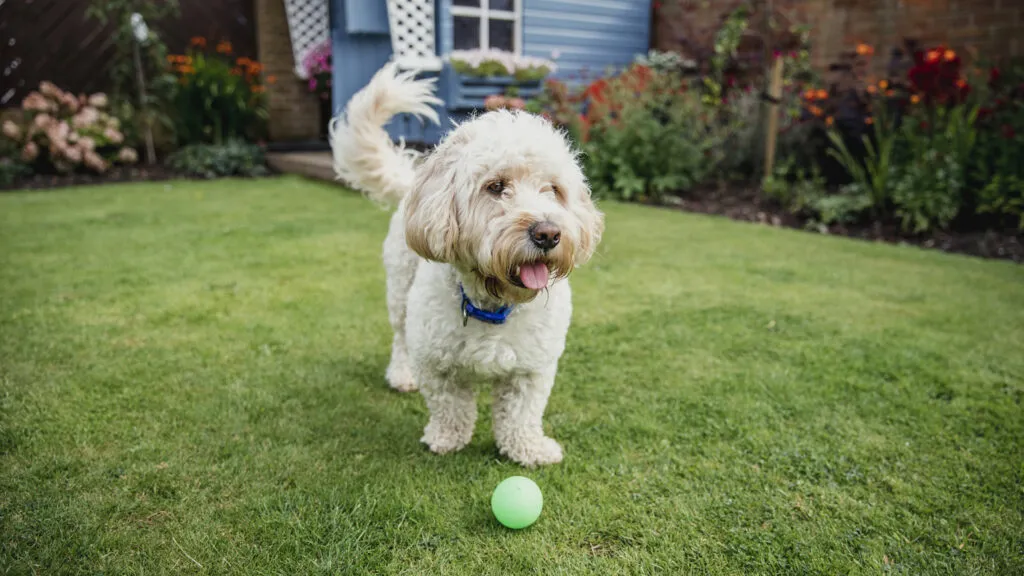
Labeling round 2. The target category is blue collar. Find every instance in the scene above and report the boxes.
[460,284,514,326]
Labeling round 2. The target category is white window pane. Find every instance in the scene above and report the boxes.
[489,0,514,10]
[453,0,480,6]
[488,19,514,52]
[454,16,481,50]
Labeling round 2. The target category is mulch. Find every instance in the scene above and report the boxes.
[1,165,185,192]
[652,184,1024,264]
[4,169,1021,263]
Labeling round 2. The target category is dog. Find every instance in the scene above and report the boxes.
[329,63,604,467]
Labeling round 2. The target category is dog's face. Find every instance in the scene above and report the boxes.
[404,110,604,303]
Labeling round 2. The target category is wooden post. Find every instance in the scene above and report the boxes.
[763,56,784,180]
[133,40,157,165]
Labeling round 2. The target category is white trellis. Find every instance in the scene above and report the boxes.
[282,0,330,78]
[386,0,443,71]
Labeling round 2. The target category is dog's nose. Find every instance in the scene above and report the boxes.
[528,221,561,251]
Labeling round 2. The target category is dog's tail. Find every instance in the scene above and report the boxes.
[328,63,442,205]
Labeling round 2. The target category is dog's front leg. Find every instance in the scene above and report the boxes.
[492,371,563,467]
[419,372,477,455]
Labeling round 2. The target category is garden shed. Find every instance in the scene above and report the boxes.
[323,0,652,144]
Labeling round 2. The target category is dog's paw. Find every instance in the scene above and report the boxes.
[500,436,563,467]
[386,364,417,392]
[420,424,471,454]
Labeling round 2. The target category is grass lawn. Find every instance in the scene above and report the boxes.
[1,175,1022,575]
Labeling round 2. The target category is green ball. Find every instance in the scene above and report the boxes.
[491,476,543,529]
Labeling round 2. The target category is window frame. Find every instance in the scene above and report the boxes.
[450,0,521,54]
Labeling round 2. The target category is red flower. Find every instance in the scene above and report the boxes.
[989,67,1002,86]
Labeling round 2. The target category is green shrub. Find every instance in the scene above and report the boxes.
[166,142,268,178]
[580,66,735,201]
[0,158,30,186]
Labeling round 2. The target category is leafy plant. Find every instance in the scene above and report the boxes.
[448,50,556,82]
[86,0,181,160]
[0,158,31,186]
[1,82,139,174]
[165,141,268,178]
[580,66,735,201]
[170,39,272,145]
[826,104,901,219]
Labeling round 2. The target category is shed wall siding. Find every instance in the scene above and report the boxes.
[523,0,651,82]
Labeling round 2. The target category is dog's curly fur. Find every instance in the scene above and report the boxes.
[329,63,604,467]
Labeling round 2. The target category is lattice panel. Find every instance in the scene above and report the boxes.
[282,0,330,78]
[387,0,442,70]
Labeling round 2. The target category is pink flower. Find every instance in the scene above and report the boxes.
[308,77,317,91]
[103,127,124,144]
[88,93,109,108]
[484,94,506,110]
[34,114,54,129]
[62,92,79,113]
[2,120,21,141]
[507,97,526,110]
[39,81,62,98]
[72,107,100,128]
[64,145,83,163]
[84,150,108,173]
[21,141,39,162]
[118,147,139,164]
[78,136,96,151]
[22,92,52,112]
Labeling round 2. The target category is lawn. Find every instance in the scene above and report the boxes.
[1,176,1022,575]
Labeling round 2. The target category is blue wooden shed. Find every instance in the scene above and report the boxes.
[329,0,652,145]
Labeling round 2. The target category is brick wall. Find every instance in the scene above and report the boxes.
[256,0,321,142]
[654,0,1024,74]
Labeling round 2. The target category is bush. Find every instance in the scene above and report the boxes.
[165,141,268,178]
[0,82,139,175]
[577,65,735,201]
[169,38,272,145]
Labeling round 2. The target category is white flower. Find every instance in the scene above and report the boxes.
[130,13,150,44]
[447,49,557,76]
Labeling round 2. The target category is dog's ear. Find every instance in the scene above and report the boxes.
[404,145,459,262]
[568,175,604,266]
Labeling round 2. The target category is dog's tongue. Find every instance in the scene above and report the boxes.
[519,262,549,290]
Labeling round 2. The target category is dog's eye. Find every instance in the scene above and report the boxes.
[486,181,505,196]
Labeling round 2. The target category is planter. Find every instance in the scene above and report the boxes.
[443,72,543,111]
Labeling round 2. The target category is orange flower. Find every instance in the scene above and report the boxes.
[885,89,894,97]
[814,89,828,100]
[266,75,277,84]
[825,116,834,127]
[910,94,921,104]
[803,89,815,100]
[856,43,874,56]
[879,80,888,89]
[956,78,968,89]
[252,85,266,94]
[230,67,242,76]
[925,50,940,63]
[177,65,195,75]
[865,117,874,125]
[247,62,263,74]
[189,36,207,48]
[236,57,251,65]
[166,55,175,63]
[867,85,877,94]
[944,49,956,61]
[808,105,824,117]
[216,41,233,54]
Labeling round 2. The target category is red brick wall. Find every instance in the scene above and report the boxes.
[654,0,1024,73]
[256,0,321,142]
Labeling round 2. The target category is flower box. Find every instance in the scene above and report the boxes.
[444,73,543,111]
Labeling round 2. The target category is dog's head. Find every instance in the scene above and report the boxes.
[403,110,604,303]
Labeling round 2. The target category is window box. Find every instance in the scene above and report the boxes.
[443,70,542,111]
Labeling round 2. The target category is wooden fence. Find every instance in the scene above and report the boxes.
[1,0,257,107]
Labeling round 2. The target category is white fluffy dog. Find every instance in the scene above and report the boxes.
[329,63,604,467]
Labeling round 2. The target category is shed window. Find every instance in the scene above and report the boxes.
[451,0,520,53]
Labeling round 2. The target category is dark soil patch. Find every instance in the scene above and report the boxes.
[652,184,1023,263]
[1,165,186,192]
